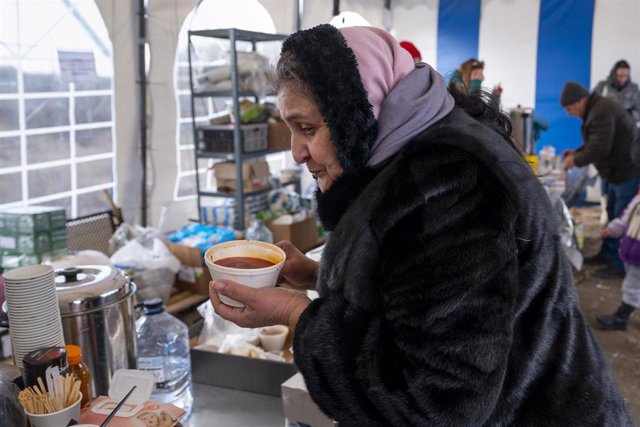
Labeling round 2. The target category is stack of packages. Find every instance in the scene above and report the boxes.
[0,206,67,268]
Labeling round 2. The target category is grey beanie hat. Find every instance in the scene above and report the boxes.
[560,82,589,106]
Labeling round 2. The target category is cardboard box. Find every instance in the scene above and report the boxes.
[281,373,337,427]
[268,121,291,151]
[213,159,271,193]
[189,321,298,396]
[167,242,212,296]
[266,213,318,253]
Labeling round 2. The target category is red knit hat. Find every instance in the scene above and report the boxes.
[399,41,421,61]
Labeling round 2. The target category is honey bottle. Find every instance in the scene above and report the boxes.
[65,344,91,407]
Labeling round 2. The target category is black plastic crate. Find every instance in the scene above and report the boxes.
[197,123,268,153]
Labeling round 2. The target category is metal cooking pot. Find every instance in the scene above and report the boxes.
[55,265,137,397]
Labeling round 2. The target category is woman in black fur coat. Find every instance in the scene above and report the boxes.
[210,25,633,426]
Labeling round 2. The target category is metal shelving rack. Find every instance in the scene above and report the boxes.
[187,28,296,230]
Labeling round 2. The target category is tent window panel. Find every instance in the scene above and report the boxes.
[34,197,71,219]
[25,98,69,129]
[177,175,198,198]
[197,158,210,170]
[0,173,22,204]
[180,123,194,146]
[76,128,112,157]
[77,158,113,188]
[28,165,71,198]
[193,97,209,117]
[179,94,193,118]
[0,100,19,131]
[23,69,65,93]
[0,137,20,168]
[0,65,17,93]
[75,95,112,124]
[181,148,195,171]
[77,190,111,217]
[27,132,70,164]
[72,74,111,91]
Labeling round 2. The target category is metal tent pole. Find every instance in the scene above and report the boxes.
[138,0,148,226]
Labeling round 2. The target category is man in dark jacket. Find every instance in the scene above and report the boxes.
[561,81,640,278]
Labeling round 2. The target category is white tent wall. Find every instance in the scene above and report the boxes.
[258,0,297,33]
[95,0,142,225]
[145,0,198,230]
[390,0,439,69]
[302,0,385,29]
[477,0,541,111]
[591,0,640,90]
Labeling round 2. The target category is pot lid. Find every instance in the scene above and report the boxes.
[55,265,135,315]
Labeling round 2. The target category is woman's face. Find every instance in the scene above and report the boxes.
[616,67,630,86]
[470,68,484,81]
[277,84,343,192]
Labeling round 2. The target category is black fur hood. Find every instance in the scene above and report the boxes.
[280,24,377,172]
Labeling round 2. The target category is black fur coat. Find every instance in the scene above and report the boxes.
[293,108,633,426]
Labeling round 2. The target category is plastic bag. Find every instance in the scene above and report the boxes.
[108,222,166,255]
[196,300,259,347]
[556,197,583,270]
[110,238,181,304]
[195,301,285,361]
[0,366,27,426]
[194,51,272,97]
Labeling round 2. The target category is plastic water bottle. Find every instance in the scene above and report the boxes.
[135,298,193,418]
[245,216,273,243]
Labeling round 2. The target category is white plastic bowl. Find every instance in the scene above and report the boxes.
[204,240,286,307]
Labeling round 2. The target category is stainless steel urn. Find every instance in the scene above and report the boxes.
[55,265,137,397]
[510,105,535,155]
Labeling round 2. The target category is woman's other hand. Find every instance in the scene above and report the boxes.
[209,279,310,330]
[276,240,319,290]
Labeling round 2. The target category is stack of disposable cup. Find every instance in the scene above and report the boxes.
[2,264,65,371]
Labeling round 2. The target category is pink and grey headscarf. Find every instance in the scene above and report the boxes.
[279,24,454,170]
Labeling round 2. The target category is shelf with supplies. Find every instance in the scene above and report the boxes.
[199,179,301,199]
[195,147,292,161]
[192,90,258,99]
[187,27,291,230]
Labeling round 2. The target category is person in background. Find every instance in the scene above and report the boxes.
[399,40,421,63]
[594,60,640,123]
[449,58,502,97]
[210,25,631,425]
[561,81,640,279]
[597,189,640,330]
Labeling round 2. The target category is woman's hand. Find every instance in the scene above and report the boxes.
[209,279,310,330]
[276,240,319,290]
[601,228,611,239]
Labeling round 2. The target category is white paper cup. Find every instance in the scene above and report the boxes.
[3,264,53,282]
[205,240,286,307]
[259,325,289,351]
[24,395,81,427]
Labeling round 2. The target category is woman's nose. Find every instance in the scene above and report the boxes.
[291,136,310,165]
